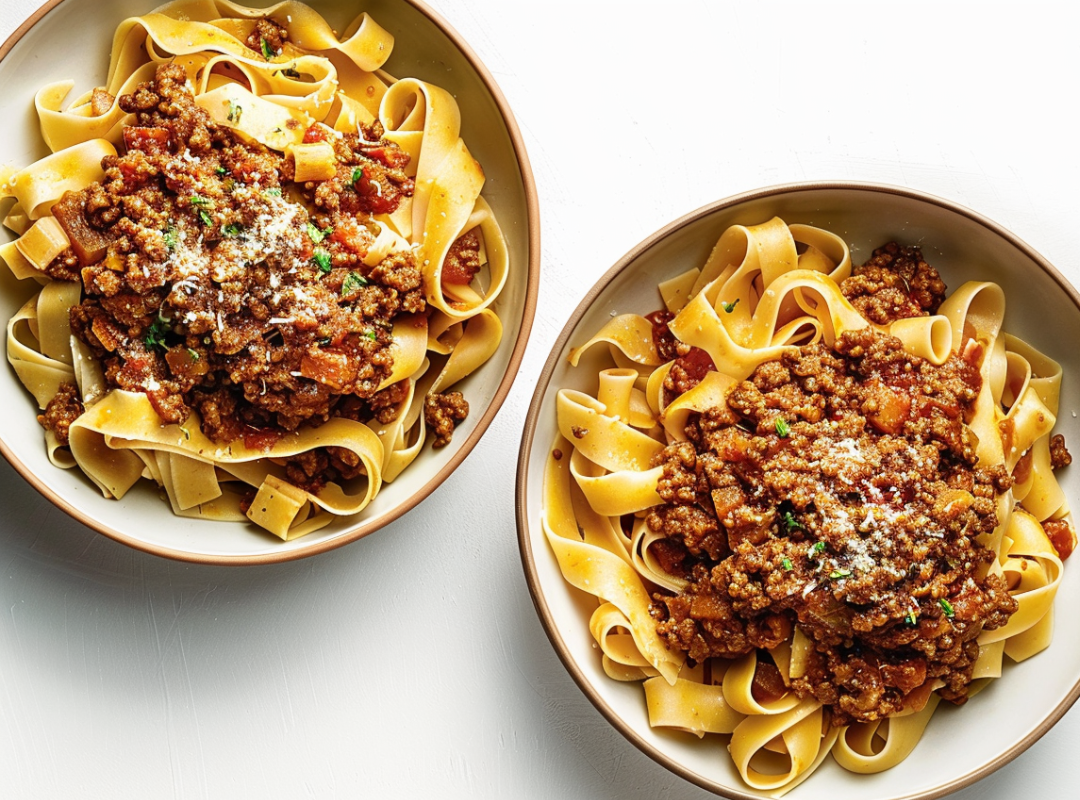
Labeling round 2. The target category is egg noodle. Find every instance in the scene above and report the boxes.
[0,1,508,539]
[542,217,1072,794]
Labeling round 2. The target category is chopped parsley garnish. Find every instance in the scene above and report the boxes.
[162,225,178,252]
[260,37,274,61]
[186,348,200,361]
[829,568,851,580]
[810,541,826,557]
[775,418,790,438]
[144,313,171,351]
[227,101,243,123]
[781,557,793,571]
[312,248,332,274]
[215,166,229,176]
[939,599,955,618]
[263,187,283,197]
[306,222,333,244]
[364,329,378,341]
[351,167,364,187]
[782,511,804,532]
[189,197,213,225]
[341,271,369,296]
[222,223,244,237]
[721,298,740,313]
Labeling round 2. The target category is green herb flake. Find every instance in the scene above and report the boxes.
[162,225,178,252]
[341,271,369,296]
[222,223,244,238]
[197,209,213,227]
[829,568,852,580]
[263,187,283,197]
[775,418,790,438]
[260,37,274,61]
[226,101,243,123]
[905,611,918,626]
[186,348,200,361]
[189,195,211,206]
[782,511,804,532]
[351,166,364,187]
[312,248,332,274]
[721,298,740,313]
[939,599,955,618]
[811,541,826,556]
[364,329,377,341]
[215,166,229,176]
[781,557,793,571]
[144,313,171,351]
[306,222,333,244]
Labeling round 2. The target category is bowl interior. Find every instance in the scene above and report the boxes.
[0,0,536,562]
[518,184,1080,799]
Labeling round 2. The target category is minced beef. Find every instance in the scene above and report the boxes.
[47,60,469,490]
[37,382,84,446]
[841,242,947,324]
[645,250,1041,726]
[244,17,289,57]
[1050,434,1072,469]
[425,391,469,448]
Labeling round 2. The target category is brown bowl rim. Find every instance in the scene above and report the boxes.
[0,0,541,565]
[515,180,1080,799]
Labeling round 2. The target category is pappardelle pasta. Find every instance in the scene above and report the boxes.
[543,217,1073,794]
[0,1,509,539]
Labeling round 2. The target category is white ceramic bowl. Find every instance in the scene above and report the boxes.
[0,0,538,563]
[516,182,1080,799]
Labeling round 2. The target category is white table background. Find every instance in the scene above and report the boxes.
[2,1,1078,798]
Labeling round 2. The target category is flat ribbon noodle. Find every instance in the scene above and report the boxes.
[590,603,656,674]
[728,700,835,794]
[568,314,661,368]
[832,695,943,774]
[68,390,383,533]
[0,140,116,218]
[979,508,1062,655]
[6,293,76,409]
[644,675,745,736]
[723,652,802,716]
[543,440,683,682]
[35,0,395,152]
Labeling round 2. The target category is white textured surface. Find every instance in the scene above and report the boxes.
[1,1,1079,798]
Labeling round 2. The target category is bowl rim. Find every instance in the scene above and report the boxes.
[515,180,1080,799]
[0,0,541,565]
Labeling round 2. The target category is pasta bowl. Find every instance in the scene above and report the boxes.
[516,182,1080,798]
[0,0,537,563]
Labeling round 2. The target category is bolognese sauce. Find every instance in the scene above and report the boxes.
[38,61,473,494]
[645,246,1049,726]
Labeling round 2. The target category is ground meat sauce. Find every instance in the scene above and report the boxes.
[38,382,84,446]
[645,245,1042,726]
[38,59,472,492]
[840,242,947,325]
